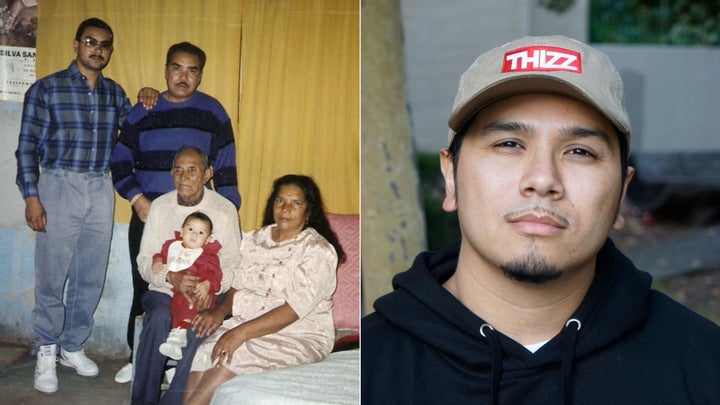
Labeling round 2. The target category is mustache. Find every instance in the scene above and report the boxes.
[503,206,570,228]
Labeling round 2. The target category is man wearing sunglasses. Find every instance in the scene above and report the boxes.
[15,17,156,394]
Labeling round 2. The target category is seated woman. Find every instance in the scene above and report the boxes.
[183,174,346,404]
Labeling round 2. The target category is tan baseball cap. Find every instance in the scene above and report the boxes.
[448,35,631,147]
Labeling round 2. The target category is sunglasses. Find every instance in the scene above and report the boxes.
[81,37,114,51]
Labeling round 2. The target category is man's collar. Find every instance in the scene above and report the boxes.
[177,189,204,207]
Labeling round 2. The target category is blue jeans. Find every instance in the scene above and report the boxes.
[133,291,205,405]
[32,168,113,353]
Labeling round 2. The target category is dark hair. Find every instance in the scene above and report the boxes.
[262,174,346,263]
[75,18,113,41]
[183,211,213,234]
[166,41,206,71]
[173,146,210,171]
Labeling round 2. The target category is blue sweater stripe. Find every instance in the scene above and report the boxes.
[110,91,240,208]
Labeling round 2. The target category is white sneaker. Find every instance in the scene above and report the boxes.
[166,327,188,347]
[114,362,133,384]
[34,344,58,394]
[159,342,183,360]
[59,348,99,377]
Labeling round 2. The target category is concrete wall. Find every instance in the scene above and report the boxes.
[597,44,720,154]
[0,222,133,357]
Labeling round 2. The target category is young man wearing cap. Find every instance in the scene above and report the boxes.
[361,36,720,404]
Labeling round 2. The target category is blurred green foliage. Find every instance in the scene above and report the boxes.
[590,0,720,45]
[417,151,461,251]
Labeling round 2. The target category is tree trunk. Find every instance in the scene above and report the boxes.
[361,0,426,314]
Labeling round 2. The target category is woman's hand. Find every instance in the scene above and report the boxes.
[211,326,247,365]
[209,303,300,365]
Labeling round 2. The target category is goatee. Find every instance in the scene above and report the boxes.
[501,251,561,284]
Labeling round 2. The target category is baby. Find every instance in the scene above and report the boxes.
[154,211,222,360]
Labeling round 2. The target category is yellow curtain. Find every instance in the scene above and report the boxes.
[37,0,359,230]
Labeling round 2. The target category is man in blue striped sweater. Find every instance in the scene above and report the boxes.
[110,41,241,385]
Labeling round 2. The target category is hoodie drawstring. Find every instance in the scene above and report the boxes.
[560,319,582,405]
[481,319,581,405]
[481,323,502,405]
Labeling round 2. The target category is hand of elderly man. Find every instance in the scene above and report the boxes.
[191,308,225,338]
[166,270,199,305]
[191,287,236,338]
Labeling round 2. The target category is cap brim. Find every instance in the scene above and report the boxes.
[448,75,629,138]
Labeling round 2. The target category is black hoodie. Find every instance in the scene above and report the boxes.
[361,239,720,404]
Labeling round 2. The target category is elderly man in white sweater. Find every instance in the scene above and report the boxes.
[132,146,242,404]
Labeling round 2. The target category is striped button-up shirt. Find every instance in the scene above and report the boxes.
[15,61,131,199]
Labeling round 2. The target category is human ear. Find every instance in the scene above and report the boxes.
[440,148,458,212]
[203,166,214,184]
[612,166,635,231]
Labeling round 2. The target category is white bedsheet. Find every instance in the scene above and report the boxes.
[210,349,359,405]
